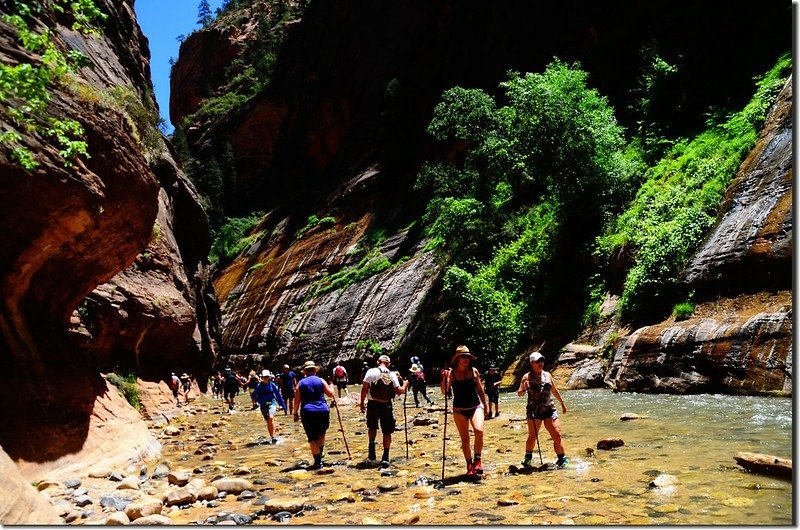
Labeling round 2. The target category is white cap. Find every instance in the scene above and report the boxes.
[529,351,545,362]
[378,355,391,364]
[261,370,272,378]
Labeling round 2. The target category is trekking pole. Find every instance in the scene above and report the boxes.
[441,380,448,482]
[403,390,409,458]
[332,397,351,460]
[533,418,544,465]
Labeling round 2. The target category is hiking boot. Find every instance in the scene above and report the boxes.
[466,461,475,476]
[556,456,569,468]
[271,438,278,444]
[495,411,500,417]
[471,460,483,475]
[380,459,390,469]
[521,456,533,469]
[486,412,493,419]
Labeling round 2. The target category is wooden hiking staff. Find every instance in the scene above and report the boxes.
[403,389,409,458]
[441,377,449,481]
[332,397,351,460]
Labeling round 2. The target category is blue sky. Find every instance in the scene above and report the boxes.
[134,0,225,133]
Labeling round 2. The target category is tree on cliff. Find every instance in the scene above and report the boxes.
[197,0,213,27]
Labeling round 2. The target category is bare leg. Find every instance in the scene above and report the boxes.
[543,418,565,455]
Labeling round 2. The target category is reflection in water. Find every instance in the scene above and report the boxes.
[161,388,791,525]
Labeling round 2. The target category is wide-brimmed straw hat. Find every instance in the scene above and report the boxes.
[410,364,421,373]
[302,361,318,373]
[451,345,476,364]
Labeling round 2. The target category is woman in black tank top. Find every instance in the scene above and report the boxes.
[443,345,489,476]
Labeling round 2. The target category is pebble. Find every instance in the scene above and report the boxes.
[73,495,93,507]
[63,478,82,489]
[104,511,131,525]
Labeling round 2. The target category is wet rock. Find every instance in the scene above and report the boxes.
[413,417,438,426]
[233,466,251,475]
[73,495,93,507]
[378,483,399,492]
[116,476,141,490]
[164,426,182,436]
[597,438,625,450]
[259,497,307,514]
[197,485,219,501]
[100,494,132,512]
[168,470,192,486]
[63,478,82,489]
[252,495,270,505]
[272,511,292,522]
[165,486,197,506]
[64,510,81,523]
[124,497,164,520]
[130,514,172,525]
[71,487,89,497]
[151,463,170,479]
[650,474,679,488]
[236,490,257,500]
[620,413,640,421]
[109,472,124,482]
[89,467,114,479]
[210,477,254,494]
[498,495,522,506]
[391,513,420,525]
[104,512,130,525]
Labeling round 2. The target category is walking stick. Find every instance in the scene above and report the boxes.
[332,397,351,460]
[441,379,449,482]
[403,390,409,459]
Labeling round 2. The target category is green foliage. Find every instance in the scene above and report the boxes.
[672,301,695,321]
[106,372,141,411]
[0,0,106,169]
[315,252,392,296]
[597,54,791,323]
[295,214,336,239]
[209,212,264,266]
[356,338,384,355]
[419,60,637,355]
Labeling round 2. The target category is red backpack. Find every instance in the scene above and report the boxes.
[334,366,345,378]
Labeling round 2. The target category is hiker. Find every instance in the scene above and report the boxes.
[517,351,569,468]
[169,372,180,406]
[410,355,424,373]
[253,370,286,443]
[443,345,489,476]
[439,362,453,399]
[222,366,239,412]
[409,363,433,407]
[246,370,260,409]
[211,371,223,399]
[360,362,370,384]
[293,360,335,470]
[484,366,502,418]
[180,373,192,404]
[360,354,409,467]
[279,364,297,415]
[332,362,349,397]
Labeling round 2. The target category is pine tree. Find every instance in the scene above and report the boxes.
[197,0,213,27]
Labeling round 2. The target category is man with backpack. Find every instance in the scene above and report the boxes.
[360,355,408,468]
[169,372,180,406]
[332,362,349,397]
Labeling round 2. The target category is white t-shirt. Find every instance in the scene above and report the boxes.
[362,366,400,401]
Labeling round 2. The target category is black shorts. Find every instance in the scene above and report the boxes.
[487,391,499,405]
[224,386,238,399]
[300,410,330,442]
[366,400,396,433]
[335,380,347,389]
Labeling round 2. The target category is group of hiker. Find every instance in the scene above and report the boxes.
[188,345,569,475]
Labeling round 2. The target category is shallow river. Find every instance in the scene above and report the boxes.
[159,387,792,525]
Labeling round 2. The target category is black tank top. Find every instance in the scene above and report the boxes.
[451,370,480,409]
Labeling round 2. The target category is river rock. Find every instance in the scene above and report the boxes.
[36,480,60,492]
[413,417,438,426]
[165,486,197,506]
[73,495,93,507]
[124,497,164,520]
[196,486,219,501]
[168,470,192,486]
[597,438,624,450]
[164,426,182,436]
[258,497,307,514]
[620,413,640,421]
[210,478,254,494]
[63,478,82,489]
[390,513,420,525]
[131,514,172,525]
[116,476,141,490]
[151,463,170,479]
[89,467,114,478]
[650,474,679,488]
[104,512,130,525]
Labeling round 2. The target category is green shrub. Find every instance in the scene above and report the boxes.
[209,212,264,266]
[106,373,141,411]
[672,302,695,321]
[356,338,383,355]
[597,54,791,323]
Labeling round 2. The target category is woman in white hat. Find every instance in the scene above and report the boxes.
[443,345,489,476]
[293,361,336,469]
[253,370,286,443]
[517,351,568,468]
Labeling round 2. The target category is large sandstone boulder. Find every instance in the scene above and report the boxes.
[0,447,60,524]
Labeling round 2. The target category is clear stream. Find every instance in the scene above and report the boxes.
[158,387,792,525]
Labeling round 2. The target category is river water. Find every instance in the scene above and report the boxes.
[158,387,792,525]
